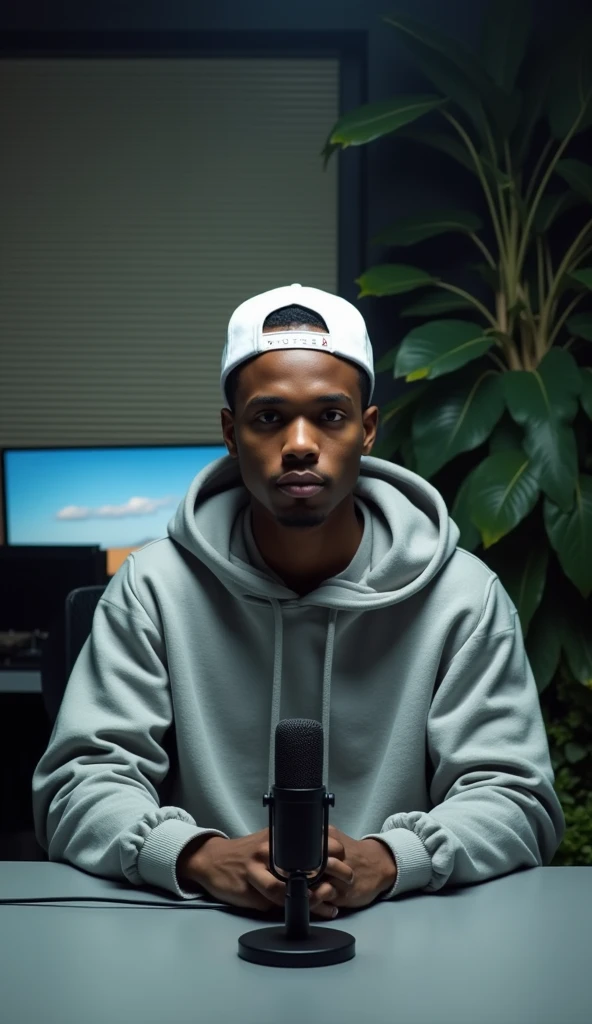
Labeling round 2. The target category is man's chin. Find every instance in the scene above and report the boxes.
[275,512,327,529]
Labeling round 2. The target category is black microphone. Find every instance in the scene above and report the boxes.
[238,718,356,967]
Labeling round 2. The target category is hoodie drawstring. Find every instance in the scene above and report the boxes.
[267,599,338,793]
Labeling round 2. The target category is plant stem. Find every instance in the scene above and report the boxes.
[469,232,497,269]
[540,217,592,345]
[544,240,554,293]
[536,236,545,314]
[487,350,508,371]
[495,291,522,369]
[575,243,592,264]
[516,283,538,337]
[441,111,507,271]
[516,93,591,277]
[548,293,586,348]
[494,157,511,268]
[519,318,535,370]
[525,138,553,203]
[434,281,498,328]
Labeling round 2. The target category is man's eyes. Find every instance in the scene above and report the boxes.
[255,410,346,425]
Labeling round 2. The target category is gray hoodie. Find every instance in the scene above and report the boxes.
[32,454,565,901]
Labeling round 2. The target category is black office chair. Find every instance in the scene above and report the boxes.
[40,580,179,815]
[40,585,106,725]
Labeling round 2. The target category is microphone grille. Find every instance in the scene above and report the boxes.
[275,718,323,789]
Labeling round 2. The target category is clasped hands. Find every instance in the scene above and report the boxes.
[180,823,397,920]
[300,824,398,918]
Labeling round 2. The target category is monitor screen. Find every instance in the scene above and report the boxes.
[2,445,228,575]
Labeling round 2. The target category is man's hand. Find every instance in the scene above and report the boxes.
[308,824,398,915]
[177,824,397,919]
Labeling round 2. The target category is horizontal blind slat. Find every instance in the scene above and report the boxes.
[0,57,338,447]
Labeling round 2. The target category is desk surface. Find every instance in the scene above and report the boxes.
[0,862,590,1024]
[0,669,41,693]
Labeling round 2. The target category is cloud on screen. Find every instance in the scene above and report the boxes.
[56,495,178,521]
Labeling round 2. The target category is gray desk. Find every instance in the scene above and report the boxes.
[0,669,41,693]
[0,862,590,1024]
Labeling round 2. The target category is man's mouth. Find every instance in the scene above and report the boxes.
[277,483,325,498]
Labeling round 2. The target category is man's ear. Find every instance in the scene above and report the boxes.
[362,406,379,455]
[220,408,238,458]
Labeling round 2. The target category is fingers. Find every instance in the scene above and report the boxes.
[247,861,346,921]
[247,860,287,910]
[249,830,352,919]
[309,881,339,903]
[309,857,355,918]
[327,834,346,859]
[323,855,355,887]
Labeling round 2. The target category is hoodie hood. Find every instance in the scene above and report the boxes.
[168,454,459,610]
[167,454,460,789]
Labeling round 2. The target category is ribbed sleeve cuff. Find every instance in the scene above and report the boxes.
[360,826,432,900]
[136,818,229,899]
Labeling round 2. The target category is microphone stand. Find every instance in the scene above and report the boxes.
[237,791,356,967]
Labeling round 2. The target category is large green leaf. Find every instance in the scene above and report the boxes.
[502,348,581,510]
[571,268,592,290]
[547,32,592,140]
[544,476,592,597]
[373,404,415,460]
[581,368,592,420]
[396,126,477,175]
[450,470,481,553]
[468,451,540,548]
[401,290,474,317]
[503,347,581,421]
[555,159,592,204]
[489,544,548,636]
[384,12,513,139]
[412,369,504,477]
[567,313,592,342]
[357,264,434,297]
[327,95,446,150]
[489,417,524,454]
[480,0,532,94]
[526,594,562,693]
[395,319,494,382]
[522,420,578,512]
[376,209,481,247]
[562,599,592,686]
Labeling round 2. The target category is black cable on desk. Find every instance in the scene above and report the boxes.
[0,895,278,919]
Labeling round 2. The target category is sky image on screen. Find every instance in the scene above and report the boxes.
[4,446,227,548]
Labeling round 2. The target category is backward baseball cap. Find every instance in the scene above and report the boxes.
[220,283,375,407]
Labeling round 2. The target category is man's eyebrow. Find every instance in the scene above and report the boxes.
[245,393,354,410]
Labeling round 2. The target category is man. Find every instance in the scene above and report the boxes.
[32,283,565,921]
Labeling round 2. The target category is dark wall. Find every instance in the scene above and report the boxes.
[0,0,584,409]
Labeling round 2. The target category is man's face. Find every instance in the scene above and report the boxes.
[221,335,378,530]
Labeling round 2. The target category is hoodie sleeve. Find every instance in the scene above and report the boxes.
[31,557,229,900]
[361,574,566,900]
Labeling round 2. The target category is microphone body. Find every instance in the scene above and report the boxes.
[266,785,333,940]
[237,719,356,968]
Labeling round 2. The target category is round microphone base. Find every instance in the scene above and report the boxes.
[238,924,355,967]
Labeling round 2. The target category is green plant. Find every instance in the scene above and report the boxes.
[325,1,592,862]
[541,673,592,865]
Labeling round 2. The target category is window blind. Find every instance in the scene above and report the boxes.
[0,57,338,447]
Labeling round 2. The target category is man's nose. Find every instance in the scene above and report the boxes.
[281,417,320,458]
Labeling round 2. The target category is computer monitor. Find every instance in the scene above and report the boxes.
[1,444,228,576]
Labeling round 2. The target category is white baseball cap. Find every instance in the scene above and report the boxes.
[220,283,375,407]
